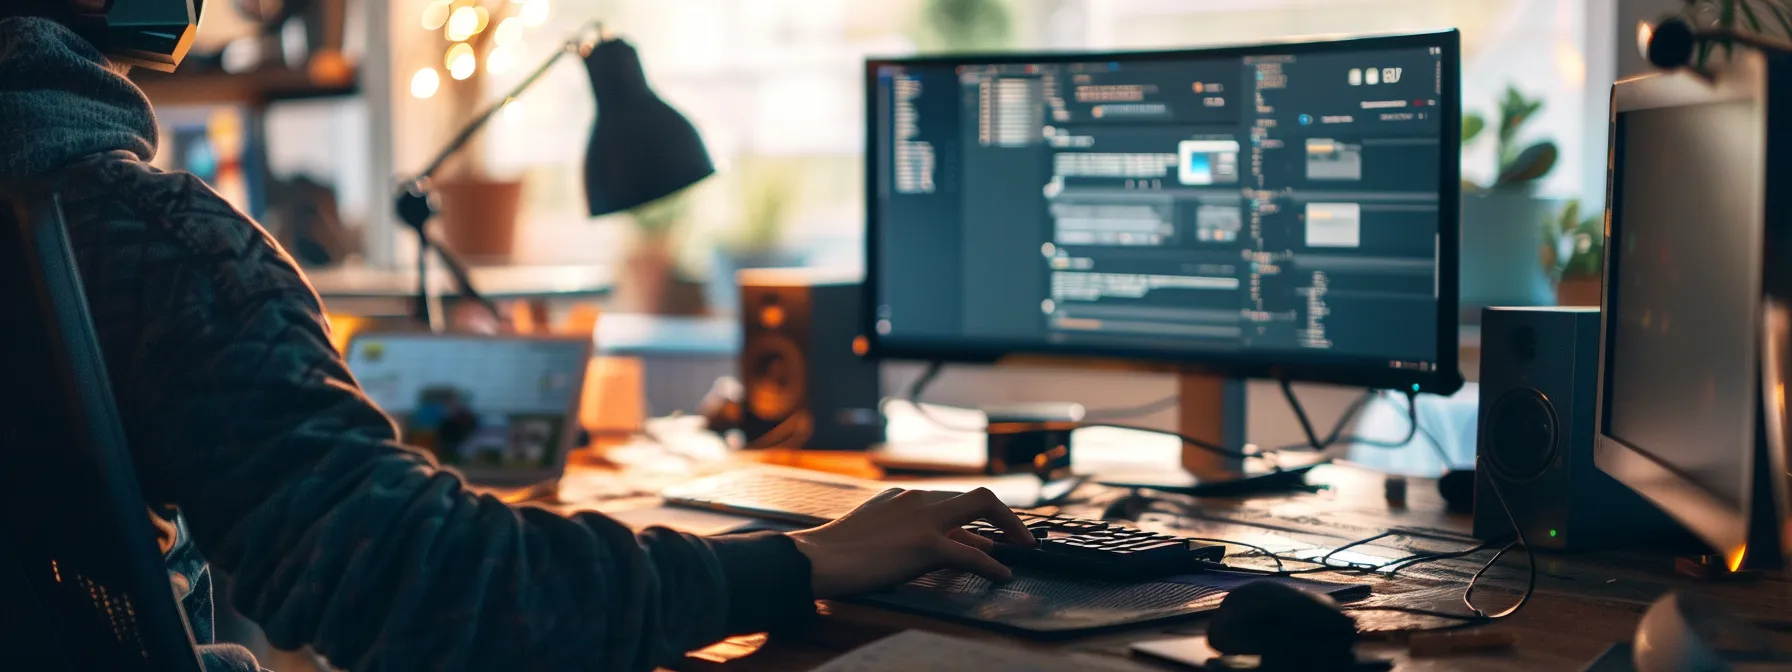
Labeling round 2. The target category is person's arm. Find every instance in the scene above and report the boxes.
[78,172,805,670]
[84,169,1032,671]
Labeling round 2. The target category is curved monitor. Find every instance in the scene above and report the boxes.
[864,31,1462,394]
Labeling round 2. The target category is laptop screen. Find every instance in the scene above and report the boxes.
[346,334,589,473]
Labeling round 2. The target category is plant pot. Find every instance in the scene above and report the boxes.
[613,235,710,315]
[1460,190,1556,317]
[1556,276,1603,307]
[434,178,524,263]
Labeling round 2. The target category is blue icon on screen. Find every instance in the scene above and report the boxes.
[1298,114,1313,125]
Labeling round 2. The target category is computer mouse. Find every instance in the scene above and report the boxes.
[1208,581,1358,670]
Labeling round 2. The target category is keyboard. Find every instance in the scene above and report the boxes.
[661,469,1225,580]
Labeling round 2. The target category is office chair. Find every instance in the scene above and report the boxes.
[0,188,205,671]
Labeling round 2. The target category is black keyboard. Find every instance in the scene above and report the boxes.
[661,469,1224,580]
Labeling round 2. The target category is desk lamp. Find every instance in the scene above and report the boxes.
[395,22,714,331]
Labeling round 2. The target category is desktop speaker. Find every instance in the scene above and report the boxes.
[1475,306,1682,550]
[739,269,884,451]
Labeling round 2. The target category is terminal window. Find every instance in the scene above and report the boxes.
[873,45,1446,370]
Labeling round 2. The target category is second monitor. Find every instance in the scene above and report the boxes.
[865,31,1462,394]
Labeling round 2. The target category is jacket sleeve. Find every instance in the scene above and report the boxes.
[75,169,815,671]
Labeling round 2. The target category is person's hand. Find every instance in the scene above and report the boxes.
[787,487,1036,598]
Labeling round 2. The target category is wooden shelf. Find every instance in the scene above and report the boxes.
[132,66,359,106]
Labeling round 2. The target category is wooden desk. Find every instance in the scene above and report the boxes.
[586,454,1792,671]
[305,263,612,318]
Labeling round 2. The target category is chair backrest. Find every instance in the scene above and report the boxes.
[0,188,205,672]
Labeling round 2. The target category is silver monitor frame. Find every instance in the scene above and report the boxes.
[1595,50,1792,569]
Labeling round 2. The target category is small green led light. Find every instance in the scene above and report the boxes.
[1549,529,1559,538]
[1412,383,1420,393]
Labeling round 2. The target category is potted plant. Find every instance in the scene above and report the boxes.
[705,157,806,313]
[1459,85,1560,314]
[1542,200,1606,307]
[414,0,535,262]
[916,0,1013,51]
[613,190,709,315]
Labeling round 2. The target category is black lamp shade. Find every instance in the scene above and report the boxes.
[583,38,715,217]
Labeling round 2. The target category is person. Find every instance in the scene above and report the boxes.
[0,7,1035,672]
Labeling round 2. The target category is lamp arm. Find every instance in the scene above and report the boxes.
[405,21,606,187]
[392,21,604,331]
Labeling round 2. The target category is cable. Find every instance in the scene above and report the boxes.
[902,361,987,434]
[1279,382,1421,453]
[1143,495,1506,579]
[1348,388,1422,449]
[1344,455,1537,634]
[1280,378,1328,450]
[901,361,1259,459]
[1178,537,1291,573]
[1083,393,1180,421]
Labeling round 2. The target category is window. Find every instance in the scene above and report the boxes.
[386,0,1602,310]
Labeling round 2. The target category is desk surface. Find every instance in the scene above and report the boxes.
[559,452,1792,671]
[304,263,612,300]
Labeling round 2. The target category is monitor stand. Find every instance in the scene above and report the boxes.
[1093,373,1325,496]
[872,371,1325,494]
[1176,373,1249,481]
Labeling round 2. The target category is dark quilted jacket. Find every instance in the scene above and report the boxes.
[2,17,813,672]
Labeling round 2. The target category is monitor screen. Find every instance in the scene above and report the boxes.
[866,32,1460,392]
[1602,101,1764,510]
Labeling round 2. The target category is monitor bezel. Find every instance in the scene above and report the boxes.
[862,30,1463,395]
[1593,50,1789,564]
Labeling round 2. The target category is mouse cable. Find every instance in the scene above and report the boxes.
[1142,493,1509,578]
[902,361,1261,460]
[1192,535,1506,579]
[1344,456,1537,634]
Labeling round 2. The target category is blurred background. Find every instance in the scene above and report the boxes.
[146,0,1659,317]
[136,0,1667,432]
[133,0,1675,485]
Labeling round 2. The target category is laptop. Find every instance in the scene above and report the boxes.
[345,332,593,486]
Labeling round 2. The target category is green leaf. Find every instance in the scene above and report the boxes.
[1740,0,1764,32]
[1762,1,1792,37]
[1496,142,1558,185]
[1462,113,1485,144]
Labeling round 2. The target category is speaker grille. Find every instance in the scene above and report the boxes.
[743,335,805,422]
[1485,388,1558,481]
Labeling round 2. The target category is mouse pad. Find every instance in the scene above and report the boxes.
[851,569,1367,638]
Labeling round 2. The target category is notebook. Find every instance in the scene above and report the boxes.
[345,332,592,486]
